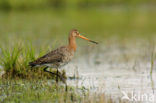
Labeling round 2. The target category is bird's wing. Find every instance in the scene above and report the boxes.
[29,47,66,66]
[34,52,63,65]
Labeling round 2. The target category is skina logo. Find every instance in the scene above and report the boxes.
[122,91,130,100]
[121,91,154,102]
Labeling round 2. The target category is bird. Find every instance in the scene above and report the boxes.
[29,29,98,82]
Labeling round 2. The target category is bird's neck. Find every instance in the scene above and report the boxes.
[68,36,76,51]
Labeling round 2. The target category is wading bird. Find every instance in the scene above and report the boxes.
[29,29,98,82]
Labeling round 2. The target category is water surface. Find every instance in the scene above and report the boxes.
[64,43,156,102]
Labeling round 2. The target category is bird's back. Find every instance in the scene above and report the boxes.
[29,46,74,68]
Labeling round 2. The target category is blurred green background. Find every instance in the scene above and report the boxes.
[0,0,155,10]
[0,0,156,48]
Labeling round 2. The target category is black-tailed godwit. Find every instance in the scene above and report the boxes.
[29,29,98,82]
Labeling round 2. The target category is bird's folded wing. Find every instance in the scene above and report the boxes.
[32,52,63,65]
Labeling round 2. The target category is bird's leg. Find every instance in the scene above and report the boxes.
[44,67,67,91]
[55,68,67,84]
[43,66,59,77]
[43,66,48,72]
[65,83,68,92]
[43,67,66,83]
[56,68,68,91]
[56,68,58,83]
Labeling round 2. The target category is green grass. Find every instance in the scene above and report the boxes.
[0,44,67,79]
[0,79,119,103]
[0,44,34,78]
[0,79,79,103]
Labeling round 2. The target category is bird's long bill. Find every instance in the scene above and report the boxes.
[78,34,98,44]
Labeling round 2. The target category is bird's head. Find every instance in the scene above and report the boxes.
[70,29,98,44]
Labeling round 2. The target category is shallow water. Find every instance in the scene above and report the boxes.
[64,43,156,102]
